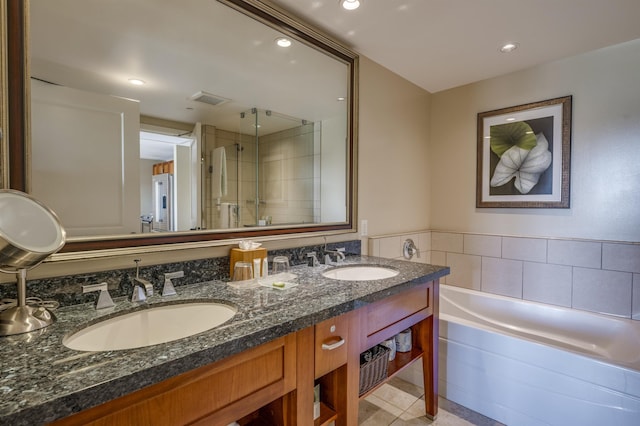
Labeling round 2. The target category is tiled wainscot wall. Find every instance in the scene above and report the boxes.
[368,231,640,321]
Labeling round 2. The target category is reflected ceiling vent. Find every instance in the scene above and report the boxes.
[190,91,230,106]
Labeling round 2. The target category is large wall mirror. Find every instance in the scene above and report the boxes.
[3,0,358,253]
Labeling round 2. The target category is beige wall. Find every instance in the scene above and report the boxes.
[21,40,640,281]
[429,39,640,243]
[357,57,432,240]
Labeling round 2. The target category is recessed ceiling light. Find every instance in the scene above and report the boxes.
[341,0,361,11]
[337,97,346,101]
[499,42,519,53]
[275,37,292,48]
[128,78,145,86]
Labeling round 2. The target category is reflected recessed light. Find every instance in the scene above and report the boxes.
[337,97,346,101]
[341,0,361,11]
[505,117,516,122]
[275,37,292,48]
[499,42,519,53]
[128,78,145,86]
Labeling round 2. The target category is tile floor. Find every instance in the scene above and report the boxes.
[358,377,505,426]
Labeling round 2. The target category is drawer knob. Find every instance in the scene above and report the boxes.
[321,337,345,351]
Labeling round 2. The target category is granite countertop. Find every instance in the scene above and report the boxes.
[0,255,449,425]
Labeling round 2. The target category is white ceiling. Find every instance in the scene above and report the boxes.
[271,0,640,93]
[30,0,347,140]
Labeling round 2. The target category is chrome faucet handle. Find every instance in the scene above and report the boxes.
[306,252,320,267]
[403,239,420,260]
[162,271,184,296]
[83,282,115,310]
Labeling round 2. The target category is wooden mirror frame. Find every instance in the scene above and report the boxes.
[4,0,358,254]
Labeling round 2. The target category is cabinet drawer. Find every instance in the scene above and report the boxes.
[315,314,349,378]
[365,283,432,347]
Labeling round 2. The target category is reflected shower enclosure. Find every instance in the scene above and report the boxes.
[203,108,321,229]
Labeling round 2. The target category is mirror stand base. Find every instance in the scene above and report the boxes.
[0,305,56,336]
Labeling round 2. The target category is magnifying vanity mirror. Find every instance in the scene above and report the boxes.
[3,0,358,253]
[0,190,66,335]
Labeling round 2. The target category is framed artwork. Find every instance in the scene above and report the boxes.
[476,96,572,208]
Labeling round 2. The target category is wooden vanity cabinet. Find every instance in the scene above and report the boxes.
[359,280,439,418]
[298,279,439,425]
[50,279,439,425]
[51,334,298,426]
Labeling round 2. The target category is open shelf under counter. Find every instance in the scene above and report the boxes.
[359,346,423,400]
[315,401,338,426]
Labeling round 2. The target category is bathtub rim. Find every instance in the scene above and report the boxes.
[439,283,640,374]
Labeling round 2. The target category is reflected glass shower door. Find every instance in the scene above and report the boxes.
[237,108,259,227]
[234,107,319,227]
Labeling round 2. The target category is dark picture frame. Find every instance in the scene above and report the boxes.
[476,96,572,208]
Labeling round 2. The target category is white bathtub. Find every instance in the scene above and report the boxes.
[438,284,640,426]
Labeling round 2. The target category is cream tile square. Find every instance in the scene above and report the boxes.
[430,251,447,283]
[401,398,428,419]
[418,231,432,253]
[446,253,481,290]
[365,392,410,417]
[548,239,601,268]
[430,251,446,266]
[523,262,572,307]
[464,234,501,257]
[432,232,463,253]
[399,399,475,426]
[413,255,431,264]
[603,243,640,273]
[573,268,633,317]
[370,383,419,411]
[481,257,523,298]
[379,236,403,259]
[369,238,381,257]
[386,376,424,399]
[502,237,547,263]
[359,397,402,426]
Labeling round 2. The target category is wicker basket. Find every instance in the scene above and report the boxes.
[359,345,390,395]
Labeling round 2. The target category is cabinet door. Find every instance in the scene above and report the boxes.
[53,335,296,426]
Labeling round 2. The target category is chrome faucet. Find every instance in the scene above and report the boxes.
[83,282,115,310]
[325,247,346,264]
[162,271,184,296]
[306,252,320,267]
[132,259,154,302]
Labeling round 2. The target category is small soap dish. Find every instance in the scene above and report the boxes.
[227,279,260,290]
[258,273,298,290]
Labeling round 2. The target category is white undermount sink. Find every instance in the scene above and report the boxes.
[321,265,399,281]
[63,301,237,352]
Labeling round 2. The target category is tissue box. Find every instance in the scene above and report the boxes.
[229,247,267,276]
